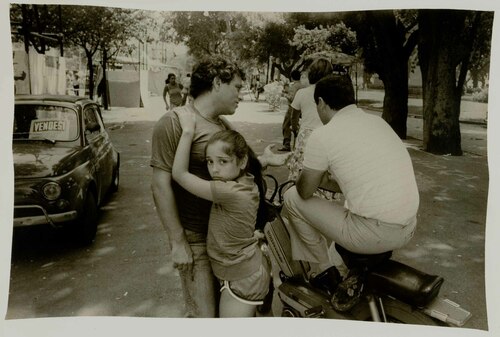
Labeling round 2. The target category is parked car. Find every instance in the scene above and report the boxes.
[12,95,120,244]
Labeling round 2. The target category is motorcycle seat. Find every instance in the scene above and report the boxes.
[368,260,444,307]
[335,243,392,270]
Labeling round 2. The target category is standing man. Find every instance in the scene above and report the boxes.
[279,70,303,152]
[282,74,419,308]
[151,57,289,317]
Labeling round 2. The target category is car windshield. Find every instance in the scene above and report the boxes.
[13,104,79,142]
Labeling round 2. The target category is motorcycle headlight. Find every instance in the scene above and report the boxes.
[42,182,62,201]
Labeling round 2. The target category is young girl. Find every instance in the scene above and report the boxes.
[172,112,270,318]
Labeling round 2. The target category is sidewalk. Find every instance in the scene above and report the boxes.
[356,89,488,125]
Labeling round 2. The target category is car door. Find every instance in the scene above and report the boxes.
[82,104,112,203]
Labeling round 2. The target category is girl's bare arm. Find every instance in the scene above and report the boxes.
[172,114,214,201]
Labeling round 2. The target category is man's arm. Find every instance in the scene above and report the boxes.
[296,168,341,199]
[219,116,290,168]
[151,168,193,274]
[319,172,341,193]
[296,167,325,199]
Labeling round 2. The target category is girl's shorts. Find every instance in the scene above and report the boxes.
[219,258,271,305]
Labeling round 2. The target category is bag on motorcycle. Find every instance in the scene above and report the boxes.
[264,211,308,279]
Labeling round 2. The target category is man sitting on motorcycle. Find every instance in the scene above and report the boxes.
[282,74,420,310]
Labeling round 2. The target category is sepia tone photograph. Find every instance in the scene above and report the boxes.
[1,1,499,337]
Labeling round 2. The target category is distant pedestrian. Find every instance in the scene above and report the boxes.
[181,73,192,105]
[279,70,303,152]
[163,73,184,110]
[72,72,80,96]
[287,58,333,182]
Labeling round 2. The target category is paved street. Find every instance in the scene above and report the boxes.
[6,92,489,330]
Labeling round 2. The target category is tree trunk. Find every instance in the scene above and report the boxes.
[102,48,109,110]
[418,10,468,155]
[381,60,409,139]
[85,50,94,100]
[365,10,416,139]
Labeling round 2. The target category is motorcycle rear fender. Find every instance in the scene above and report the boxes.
[368,259,444,308]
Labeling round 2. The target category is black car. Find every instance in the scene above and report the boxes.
[13,95,120,244]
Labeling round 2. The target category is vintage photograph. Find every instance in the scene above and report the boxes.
[2,1,498,336]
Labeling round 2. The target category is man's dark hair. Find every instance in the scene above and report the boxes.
[190,56,245,99]
[314,74,355,110]
[290,70,301,81]
[307,58,333,84]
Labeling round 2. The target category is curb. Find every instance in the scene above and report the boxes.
[359,105,487,127]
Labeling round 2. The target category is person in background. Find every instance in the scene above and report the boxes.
[282,74,419,311]
[72,71,80,96]
[287,58,333,182]
[181,73,192,105]
[163,73,184,110]
[279,70,304,152]
[151,56,289,318]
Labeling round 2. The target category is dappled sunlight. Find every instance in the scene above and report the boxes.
[51,287,73,301]
[100,204,118,211]
[399,241,455,262]
[157,263,175,276]
[434,195,455,201]
[425,242,455,251]
[97,225,112,235]
[51,272,70,282]
[92,246,116,256]
[75,303,111,316]
[41,262,56,269]
[120,299,155,316]
[414,172,437,192]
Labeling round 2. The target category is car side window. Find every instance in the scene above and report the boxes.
[83,106,101,141]
[92,105,105,131]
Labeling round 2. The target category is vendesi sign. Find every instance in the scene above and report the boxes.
[29,119,69,140]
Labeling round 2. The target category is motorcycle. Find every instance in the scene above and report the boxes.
[260,176,471,327]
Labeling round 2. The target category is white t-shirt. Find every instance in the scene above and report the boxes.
[291,85,323,131]
[304,105,419,224]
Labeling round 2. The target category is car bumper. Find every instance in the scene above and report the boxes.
[14,205,78,228]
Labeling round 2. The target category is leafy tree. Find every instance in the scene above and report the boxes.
[254,21,298,79]
[61,5,137,100]
[10,4,63,55]
[467,12,493,89]
[418,9,492,155]
[344,10,419,139]
[255,16,357,80]
[169,11,260,70]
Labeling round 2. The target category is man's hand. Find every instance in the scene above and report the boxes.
[259,144,291,168]
[171,239,194,278]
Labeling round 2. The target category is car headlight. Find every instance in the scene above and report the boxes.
[42,182,62,200]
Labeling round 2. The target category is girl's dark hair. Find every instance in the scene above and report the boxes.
[307,58,333,85]
[206,130,268,230]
